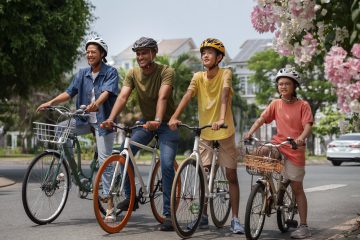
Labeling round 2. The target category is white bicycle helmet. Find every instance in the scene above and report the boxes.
[275,67,301,85]
[86,36,108,57]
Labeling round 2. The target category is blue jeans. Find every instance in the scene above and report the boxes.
[60,119,114,196]
[122,121,179,216]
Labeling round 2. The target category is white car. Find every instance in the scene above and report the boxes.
[326,133,360,166]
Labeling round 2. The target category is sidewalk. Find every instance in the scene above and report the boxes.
[0,176,15,188]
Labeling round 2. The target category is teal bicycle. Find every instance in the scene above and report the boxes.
[22,106,104,225]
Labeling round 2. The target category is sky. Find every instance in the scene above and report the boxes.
[89,0,273,60]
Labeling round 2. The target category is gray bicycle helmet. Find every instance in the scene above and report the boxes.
[275,67,301,85]
[132,37,158,53]
[86,36,108,57]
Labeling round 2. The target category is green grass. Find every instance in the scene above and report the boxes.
[306,155,327,161]
[135,153,187,162]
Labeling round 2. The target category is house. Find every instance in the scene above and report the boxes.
[230,39,273,141]
[230,39,273,104]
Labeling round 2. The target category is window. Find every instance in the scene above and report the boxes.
[239,76,246,95]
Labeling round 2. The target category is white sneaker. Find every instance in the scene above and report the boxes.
[56,173,65,181]
[230,219,244,234]
[291,225,311,239]
[104,208,115,223]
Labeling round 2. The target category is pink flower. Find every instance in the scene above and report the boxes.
[251,5,277,33]
[351,44,360,59]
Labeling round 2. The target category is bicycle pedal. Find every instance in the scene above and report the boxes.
[286,219,298,228]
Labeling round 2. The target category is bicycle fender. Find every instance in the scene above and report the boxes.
[44,149,61,156]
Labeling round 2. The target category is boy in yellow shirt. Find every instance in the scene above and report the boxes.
[168,38,243,234]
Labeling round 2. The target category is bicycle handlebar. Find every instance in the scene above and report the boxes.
[177,123,227,131]
[44,105,90,118]
[110,122,145,133]
[245,136,298,150]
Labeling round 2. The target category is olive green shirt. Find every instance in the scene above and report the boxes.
[123,63,176,122]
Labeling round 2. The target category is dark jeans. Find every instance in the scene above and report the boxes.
[122,121,179,216]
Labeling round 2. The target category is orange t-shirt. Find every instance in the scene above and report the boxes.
[260,99,313,166]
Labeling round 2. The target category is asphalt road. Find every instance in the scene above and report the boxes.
[0,161,359,240]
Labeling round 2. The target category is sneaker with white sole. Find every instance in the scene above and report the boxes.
[187,214,209,230]
[56,173,65,182]
[230,219,244,234]
[291,225,311,239]
[104,208,115,223]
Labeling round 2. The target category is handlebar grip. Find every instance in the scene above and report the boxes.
[220,124,228,129]
[244,139,252,145]
[287,137,298,150]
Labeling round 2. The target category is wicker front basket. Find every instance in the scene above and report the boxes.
[244,154,283,176]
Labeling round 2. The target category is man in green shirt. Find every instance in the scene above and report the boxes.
[102,37,179,231]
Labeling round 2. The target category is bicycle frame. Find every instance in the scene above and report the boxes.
[110,133,160,199]
[187,134,223,199]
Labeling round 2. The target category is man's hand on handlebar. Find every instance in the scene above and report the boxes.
[101,119,115,129]
[144,121,161,131]
[85,102,99,112]
[168,118,181,131]
[36,102,52,113]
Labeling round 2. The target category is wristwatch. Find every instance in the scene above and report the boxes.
[154,117,162,123]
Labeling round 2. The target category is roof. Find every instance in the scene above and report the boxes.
[112,38,196,60]
[157,38,196,55]
[231,39,273,63]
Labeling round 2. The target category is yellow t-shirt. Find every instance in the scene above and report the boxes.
[188,68,235,140]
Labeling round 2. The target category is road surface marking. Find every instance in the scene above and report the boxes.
[304,184,347,193]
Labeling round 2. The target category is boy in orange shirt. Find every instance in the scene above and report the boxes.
[169,38,243,234]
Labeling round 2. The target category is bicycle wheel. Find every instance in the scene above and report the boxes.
[93,155,136,234]
[170,157,205,238]
[149,159,180,224]
[22,151,70,225]
[209,164,231,227]
[277,180,298,232]
[244,183,266,240]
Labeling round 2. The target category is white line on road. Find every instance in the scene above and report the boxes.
[304,184,347,193]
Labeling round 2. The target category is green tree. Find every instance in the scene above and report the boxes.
[247,49,337,154]
[155,54,200,126]
[0,0,94,100]
[0,0,93,152]
[313,107,343,138]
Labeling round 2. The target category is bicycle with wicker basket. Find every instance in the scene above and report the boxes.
[22,106,104,225]
[243,137,299,240]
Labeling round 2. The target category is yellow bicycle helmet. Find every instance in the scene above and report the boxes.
[200,38,225,56]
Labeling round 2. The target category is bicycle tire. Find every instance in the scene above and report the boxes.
[149,159,180,224]
[209,164,231,227]
[170,157,205,239]
[277,180,297,232]
[22,151,70,225]
[244,183,266,240]
[93,155,136,234]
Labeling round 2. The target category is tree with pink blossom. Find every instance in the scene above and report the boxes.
[251,0,360,116]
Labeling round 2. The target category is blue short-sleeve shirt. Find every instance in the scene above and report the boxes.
[66,62,119,136]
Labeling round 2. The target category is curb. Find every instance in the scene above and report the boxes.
[0,176,16,188]
[326,216,360,239]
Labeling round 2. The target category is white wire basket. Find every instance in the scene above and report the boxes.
[33,122,73,144]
